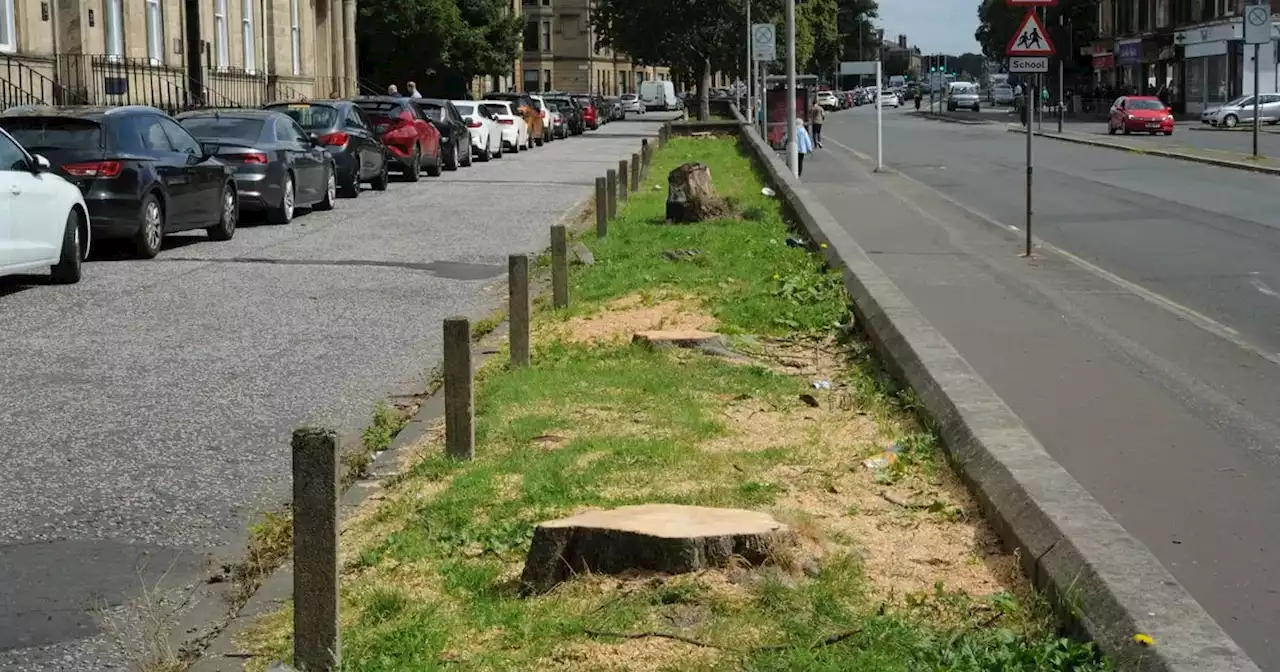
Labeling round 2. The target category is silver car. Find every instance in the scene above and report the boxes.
[620,93,646,115]
[1201,94,1280,128]
[947,83,981,112]
[991,84,1015,105]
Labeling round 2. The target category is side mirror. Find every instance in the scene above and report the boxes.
[32,154,51,173]
[309,133,320,146]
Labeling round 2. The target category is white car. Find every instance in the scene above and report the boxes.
[816,91,839,110]
[878,92,901,108]
[477,100,530,152]
[621,93,646,115]
[454,100,503,161]
[530,94,554,143]
[0,127,89,284]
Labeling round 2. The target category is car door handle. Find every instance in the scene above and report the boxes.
[10,185,19,195]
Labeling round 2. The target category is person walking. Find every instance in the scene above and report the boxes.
[406,81,423,99]
[386,84,401,97]
[809,99,826,148]
[785,118,814,178]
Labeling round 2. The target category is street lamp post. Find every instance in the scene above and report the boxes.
[786,0,797,177]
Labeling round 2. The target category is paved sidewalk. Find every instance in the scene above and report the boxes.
[802,147,1280,668]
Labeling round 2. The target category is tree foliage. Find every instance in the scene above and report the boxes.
[976,0,1097,64]
[357,0,523,96]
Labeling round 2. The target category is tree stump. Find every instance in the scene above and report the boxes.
[665,163,731,224]
[519,504,794,594]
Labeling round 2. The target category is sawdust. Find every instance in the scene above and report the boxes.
[552,293,717,345]
[546,636,722,671]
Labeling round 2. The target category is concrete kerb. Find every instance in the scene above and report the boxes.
[1005,124,1280,176]
[187,190,605,671]
[730,107,1260,671]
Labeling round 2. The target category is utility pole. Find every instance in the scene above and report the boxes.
[786,0,797,177]
[876,29,884,171]
[745,0,752,121]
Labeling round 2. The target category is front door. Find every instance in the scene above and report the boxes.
[276,118,322,200]
[159,116,222,226]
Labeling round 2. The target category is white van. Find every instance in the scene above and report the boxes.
[639,81,677,111]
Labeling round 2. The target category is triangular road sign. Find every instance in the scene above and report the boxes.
[1006,11,1056,56]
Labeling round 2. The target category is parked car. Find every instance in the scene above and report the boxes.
[603,96,625,121]
[353,96,442,180]
[177,109,336,224]
[946,82,980,112]
[478,100,531,152]
[546,102,570,139]
[544,94,584,134]
[265,99,388,197]
[640,80,678,111]
[1109,96,1174,136]
[620,93,646,115]
[411,98,472,171]
[0,105,238,258]
[878,91,902,108]
[0,126,89,283]
[991,84,1015,106]
[573,95,600,130]
[816,90,839,110]
[453,101,503,161]
[1200,94,1280,128]
[483,92,545,146]
[530,95,554,143]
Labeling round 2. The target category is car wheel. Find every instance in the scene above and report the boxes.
[426,147,443,177]
[1224,114,1239,128]
[315,167,337,211]
[462,143,473,167]
[512,138,521,153]
[371,158,389,191]
[478,141,491,162]
[1164,131,1174,136]
[446,143,459,171]
[51,209,83,284]
[404,148,422,182]
[340,163,360,198]
[207,183,238,241]
[133,191,165,259]
[268,174,295,224]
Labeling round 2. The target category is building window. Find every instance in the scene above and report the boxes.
[105,0,124,58]
[241,0,255,71]
[523,68,539,92]
[145,0,163,64]
[543,69,551,91]
[0,0,16,53]
[540,21,551,51]
[214,0,229,67]
[523,21,537,51]
[290,0,300,74]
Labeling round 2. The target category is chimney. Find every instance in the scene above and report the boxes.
[899,34,907,48]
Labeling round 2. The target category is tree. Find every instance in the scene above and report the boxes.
[976,0,1096,64]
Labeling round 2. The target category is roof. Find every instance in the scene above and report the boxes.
[1,104,160,119]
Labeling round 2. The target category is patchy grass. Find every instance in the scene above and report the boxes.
[233,137,1109,672]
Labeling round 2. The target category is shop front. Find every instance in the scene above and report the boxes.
[1092,40,1116,88]
[1176,19,1279,115]
[1117,39,1142,91]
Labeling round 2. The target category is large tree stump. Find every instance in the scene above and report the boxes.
[665,163,731,223]
[519,504,794,594]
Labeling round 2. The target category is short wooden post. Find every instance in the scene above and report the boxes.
[606,169,618,218]
[618,160,629,202]
[630,153,641,192]
[508,254,530,368]
[657,126,666,148]
[595,176,608,237]
[292,427,340,672]
[443,317,474,460]
[640,139,651,180]
[551,224,569,309]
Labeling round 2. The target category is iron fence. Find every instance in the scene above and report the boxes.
[1,55,67,109]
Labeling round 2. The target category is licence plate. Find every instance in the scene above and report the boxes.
[1147,123,1162,128]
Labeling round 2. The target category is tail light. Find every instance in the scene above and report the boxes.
[499,118,514,125]
[467,120,482,128]
[63,160,122,178]
[317,132,349,146]
[235,152,269,164]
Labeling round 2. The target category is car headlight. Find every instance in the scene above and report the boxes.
[1165,115,1175,121]
[1128,114,1138,120]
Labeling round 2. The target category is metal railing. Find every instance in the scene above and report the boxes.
[1,55,68,109]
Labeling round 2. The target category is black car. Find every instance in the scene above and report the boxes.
[410,98,471,171]
[0,105,238,259]
[543,94,583,135]
[176,109,337,224]
[266,100,389,197]
[603,96,625,121]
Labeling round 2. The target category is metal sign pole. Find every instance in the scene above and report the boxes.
[745,0,752,122]
[1253,43,1261,157]
[785,0,797,177]
[1026,71,1034,257]
[876,59,884,171]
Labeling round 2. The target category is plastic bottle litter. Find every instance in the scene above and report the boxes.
[761,187,777,197]
[812,380,832,390]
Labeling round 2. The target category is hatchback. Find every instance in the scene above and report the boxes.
[412,98,472,170]
[1200,94,1280,128]
[1109,96,1174,136]
[0,106,238,258]
[0,126,89,283]
[573,95,600,130]
[265,100,389,197]
[353,96,442,180]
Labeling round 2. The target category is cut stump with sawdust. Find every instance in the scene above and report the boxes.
[665,163,731,224]
[520,504,795,594]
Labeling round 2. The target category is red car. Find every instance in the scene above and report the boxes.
[354,96,442,180]
[1108,95,1174,136]
[573,95,599,130]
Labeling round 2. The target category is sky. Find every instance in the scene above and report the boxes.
[877,0,983,56]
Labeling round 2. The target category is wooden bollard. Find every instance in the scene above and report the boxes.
[508,254,531,368]
[551,224,569,309]
[630,153,641,192]
[443,317,474,460]
[641,139,651,180]
[595,176,608,237]
[292,427,341,672]
[606,169,618,218]
[618,160,629,202]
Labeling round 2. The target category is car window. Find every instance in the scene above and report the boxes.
[1127,99,1165,110]
[349,107,369,129]
[274,118,309,143]
[268,103,340,130]
[0,117,104,152]
[128,115,174,153]
[456,103,475,116]
[180,116,265,140]
[159,117,202,154]
[0,131,29,171]
[416,103,443,121]
[1263,94,1280,105]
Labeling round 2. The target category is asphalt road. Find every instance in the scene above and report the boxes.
[820,107,1280,666]
[0,111,678,670]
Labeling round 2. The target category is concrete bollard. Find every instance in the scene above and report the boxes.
[443,317,474,460]
[595,177,608,237]
[292,427,341,672]
[551,224,569,309]
[606,169,618,219]
[618,160,629,203]
[630,153,641,192]
[508,254,531,368]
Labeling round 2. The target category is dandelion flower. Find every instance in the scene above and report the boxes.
[820,243,828,249]
[1133,633,1154,647]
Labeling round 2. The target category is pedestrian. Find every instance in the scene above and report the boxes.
[785,118,814,178]
[387,84,400,97]
[808,98,825,148]
[406,81,422,99]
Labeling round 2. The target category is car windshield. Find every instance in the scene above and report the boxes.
[179,116,265,140]
[0,117,103,150]
[267,103,339,129]
[1126,99,1165,110]
[455,104,475,116]
[1226,96,1253,107]
[416,103,443,121]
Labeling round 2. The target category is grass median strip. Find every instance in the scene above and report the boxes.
[236,137,1109,671]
